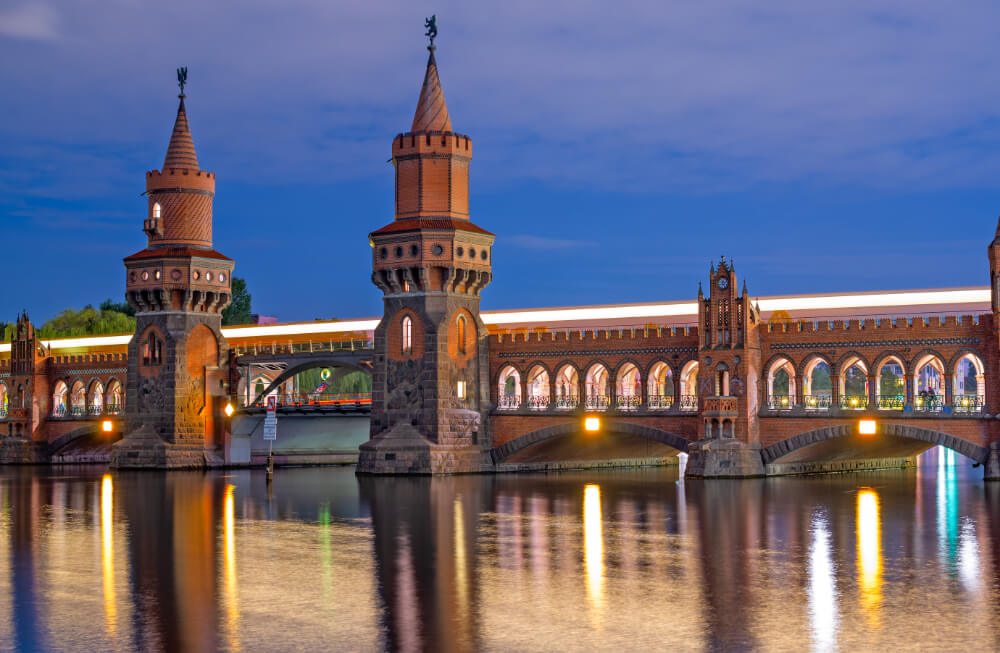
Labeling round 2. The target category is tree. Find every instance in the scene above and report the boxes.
[37,305,136,338]
[222,277,252,326]
[100,298,136,317]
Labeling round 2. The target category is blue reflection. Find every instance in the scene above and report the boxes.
[936,447,958,567]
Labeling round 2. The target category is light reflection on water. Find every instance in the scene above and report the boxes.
[0,448,997,651]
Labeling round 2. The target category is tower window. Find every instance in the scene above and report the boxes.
[153,203,161,218]
[402,316,413,354]
[143,331,163,366]
[456,315,467,354]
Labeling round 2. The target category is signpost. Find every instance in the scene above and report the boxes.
[264,395,277,481]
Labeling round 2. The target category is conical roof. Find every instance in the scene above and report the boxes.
[163,97,199,169]
[411,49,452,133]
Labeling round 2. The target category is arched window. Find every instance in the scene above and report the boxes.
[153,202,161,218]
[107,381,123,415]
[803,358,831,409]
[953,353,985,412]
[766,358,796,410]
[555,365,579,409]
[70,381,86,416]
[839,356,868,409]
[401,316,412,354]
[875,357,905,409]
[52,381,68,417]
[647,362,674,409]
[0,382,7,417]
[914,354,945,412]
[616,363,641,410]
[143,331,162,366]
[526,365,549,410]
[584,364,609,410]
[679,361,699,411]
[89,381,104,415]
[456,315,466,354]
[497,366,521,410]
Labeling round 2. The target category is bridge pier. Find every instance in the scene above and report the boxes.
[685,438,765,478]
[984,441,1000,481]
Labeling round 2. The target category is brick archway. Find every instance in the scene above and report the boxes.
[761,423,989,465]
[490,421,690,463]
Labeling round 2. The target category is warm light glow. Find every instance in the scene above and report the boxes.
[856,488,882,623]
[859,419,877,435]
[224,402,235,417]
[102,420,113,433]
[585,416,600,432]
[223,484,240,649]
[456,381,467,400]
[808,511,838,652]
[101,474,117,637]
[583,484,605,616]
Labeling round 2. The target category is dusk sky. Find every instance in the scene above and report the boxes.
[3,1,1000,324]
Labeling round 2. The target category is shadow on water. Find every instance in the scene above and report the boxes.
[0,449,998,651]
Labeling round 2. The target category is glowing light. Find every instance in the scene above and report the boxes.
[102,420,113,433]
[220,318,380,339]
[583,484,605,616]
[858,419,876,435]
[224,403,234,417]
[856,489,882,623]
[454,498,469,624]
[781,397,789,406]
[808,511,838,653]
[101,474,117,637]
[585,417,600,432]
[456,381,467,400]
[223,484,240,650]
[320,368,331,381]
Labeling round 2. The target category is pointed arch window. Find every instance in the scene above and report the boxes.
[402,316,413,355]
[456,315,467,354]
[153,202,161,218]
[143,331,162,366]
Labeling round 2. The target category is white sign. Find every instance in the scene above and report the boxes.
[263,411,277,441]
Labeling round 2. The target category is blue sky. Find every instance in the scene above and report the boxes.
[2,1,1000,323]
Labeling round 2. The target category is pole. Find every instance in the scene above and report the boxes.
[266,439,274,483]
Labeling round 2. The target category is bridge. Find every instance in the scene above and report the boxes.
[4,40,1000,477]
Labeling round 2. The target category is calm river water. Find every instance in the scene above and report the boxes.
[0,448,998,652]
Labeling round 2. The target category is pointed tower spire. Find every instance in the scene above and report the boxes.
[411,48,453,133]
[163,96,199,169]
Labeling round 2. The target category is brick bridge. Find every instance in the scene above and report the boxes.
[5,41,1000,476]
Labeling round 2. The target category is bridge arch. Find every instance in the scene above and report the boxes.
[251,357,372,406]
[761,423,989,466]
[764,355,797,407]
[490,421,691,463]
[47,424,123,457]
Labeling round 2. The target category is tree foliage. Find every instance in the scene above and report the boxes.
[37,304,136,339]
[222,277,253,326]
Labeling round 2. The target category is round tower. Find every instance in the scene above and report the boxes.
[359,34,495,475]
[112,70,234,469]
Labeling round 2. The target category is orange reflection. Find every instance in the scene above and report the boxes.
[856,488,882,624]
[101,474,117,638]
[453,498,469,625]
[583,484,605,619]
[223,484,240,650]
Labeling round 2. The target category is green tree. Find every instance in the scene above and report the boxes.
[222,277,253,326]
[100,298,136,317]
[37,305,136,338]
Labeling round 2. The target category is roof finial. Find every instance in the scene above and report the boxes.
[424,15,438,50]
[177,66,188,98]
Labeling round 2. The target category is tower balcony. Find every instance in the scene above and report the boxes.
[702,396,738,417]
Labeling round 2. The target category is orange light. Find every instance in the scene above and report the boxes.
[585,417,600,432]
[102,420,113,433]
[224,403,235,417]
[859,419,876,435]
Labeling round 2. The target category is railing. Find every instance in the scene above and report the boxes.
[913,395,944,412]
[876,395,905,410]
[767,396,794,410]
[647,395,674,409]
[585,395,610,411]
[839,396,868,410]
[497,395,521,410]
[231,338,374,357]
[88,405,103,416]
[53,405,67,417]
[106,404,123,416]
[527,395,549,411]
[70,405,86,417]
[243,393,372,408]
[616,395,641,411]
[678,395,698,412]
[555,395,579,410]
[0,407,6,418]
[803,395,832,410]
[952,394,985,413]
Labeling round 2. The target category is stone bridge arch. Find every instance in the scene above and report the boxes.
[47,424,123,457]
[761,423,989,466]
[490,421,690,464]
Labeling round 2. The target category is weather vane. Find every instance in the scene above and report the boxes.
[424,15,437,48]
[177,66,188,97]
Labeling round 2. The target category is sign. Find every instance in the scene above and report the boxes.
[263,411,277,441]
[266,396,276,413]
[314,382,329,394]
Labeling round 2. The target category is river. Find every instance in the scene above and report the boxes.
[0,448,997,652]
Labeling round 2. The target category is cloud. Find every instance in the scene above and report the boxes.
[505,235,597,250]
[0,4,58,41]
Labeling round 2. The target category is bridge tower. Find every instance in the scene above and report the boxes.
[986,217,1000,479]
[111,74,234,469]
[3,313,48,446]
[686,258,766,477]
[358,39,495,474]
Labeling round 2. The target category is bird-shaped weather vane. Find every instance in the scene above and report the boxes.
[177,66,188,97]
[425,15,437,48]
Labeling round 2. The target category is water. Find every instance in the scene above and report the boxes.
[0,448,998,652]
